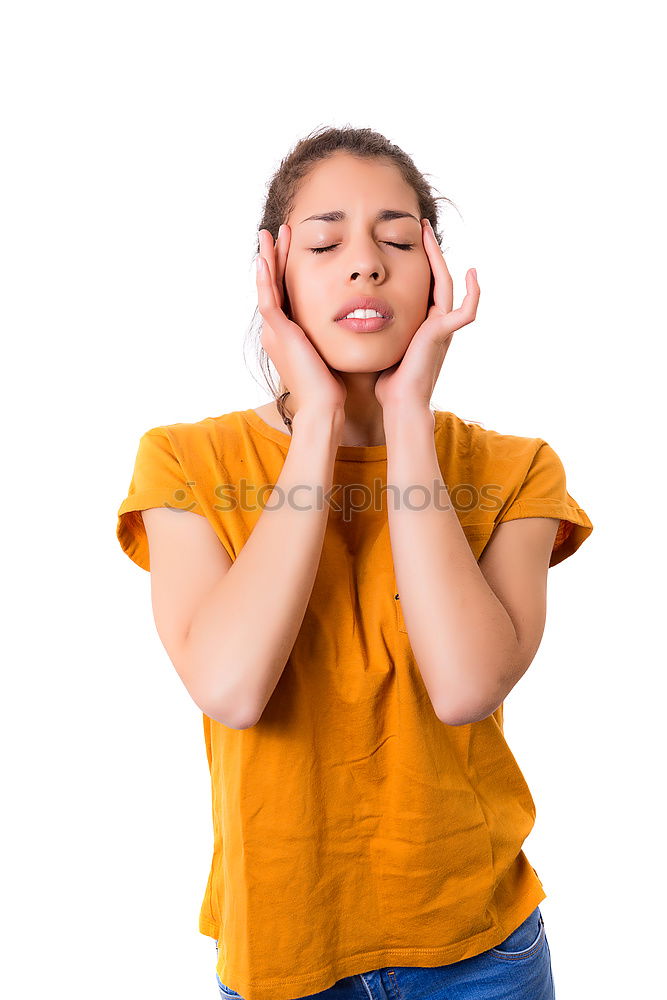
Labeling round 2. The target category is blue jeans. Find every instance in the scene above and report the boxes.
[214,905,555,999]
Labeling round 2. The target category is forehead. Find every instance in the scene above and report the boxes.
[288,152,420,220]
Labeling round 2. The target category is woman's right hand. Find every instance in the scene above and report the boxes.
[256,225,347,422]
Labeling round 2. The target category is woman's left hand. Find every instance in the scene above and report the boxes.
[374,219,480,412]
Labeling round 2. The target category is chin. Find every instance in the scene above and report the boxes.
[306,323,412,370]
[321,347,408,374]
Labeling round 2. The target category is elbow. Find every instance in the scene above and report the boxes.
[438,704,498,727]
[194,677,260,730]
[184,650,261,730]
[435,690,503,727]
[432,660,511,727]
[202,695,259,730]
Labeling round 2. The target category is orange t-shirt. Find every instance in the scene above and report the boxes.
[116,407,593,1000]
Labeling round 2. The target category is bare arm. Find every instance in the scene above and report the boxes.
[142,223,348,728]
[182,408,343,728]
[384,404,558,726]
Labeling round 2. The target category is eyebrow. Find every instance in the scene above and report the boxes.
[299,209,420,225]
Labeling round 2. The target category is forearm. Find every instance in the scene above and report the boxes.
[186,408,344,727]
[384,404,519,725]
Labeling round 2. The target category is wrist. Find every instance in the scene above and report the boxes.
[382,400,434,432]
[291,405,346,439]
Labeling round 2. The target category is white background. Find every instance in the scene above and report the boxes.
[2,1,664,997]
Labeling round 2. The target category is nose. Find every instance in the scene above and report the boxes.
[344,234,387,282]
[352,269,381,281]
[349,256,385,283]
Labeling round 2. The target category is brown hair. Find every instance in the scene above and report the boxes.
[244,125,460,433]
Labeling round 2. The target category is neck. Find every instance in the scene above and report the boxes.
[334,372,386,446]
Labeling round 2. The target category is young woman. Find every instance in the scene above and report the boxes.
[117,127,593,1000]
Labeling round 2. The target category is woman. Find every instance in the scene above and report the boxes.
[117,126,593,1000]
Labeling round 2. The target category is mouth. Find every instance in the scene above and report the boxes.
[335,315,393,333]
[333,295,394,325]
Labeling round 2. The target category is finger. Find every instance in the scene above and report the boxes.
[256,231,280,311]
[422,219,453,314]
[264,227,288,311]
[256,238,298,344]
[260,228,276,286]
[266,228,283,308]
[275,224,291,309]
[256,229,278,316]
[437,269,481,334]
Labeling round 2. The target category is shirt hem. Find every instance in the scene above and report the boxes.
[201,882,547,1000]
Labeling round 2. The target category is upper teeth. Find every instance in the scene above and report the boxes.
[344,309,385,319]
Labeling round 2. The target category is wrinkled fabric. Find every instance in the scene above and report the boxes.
[215,904,555,1000]
[117,408,592,1000]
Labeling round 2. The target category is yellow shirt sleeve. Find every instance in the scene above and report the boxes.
[116,427,204,571]
[498,440,594,567]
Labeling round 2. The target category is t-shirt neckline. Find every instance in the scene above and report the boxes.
[240,407,444,463]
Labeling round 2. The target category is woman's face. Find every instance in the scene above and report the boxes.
[282,152,433,374]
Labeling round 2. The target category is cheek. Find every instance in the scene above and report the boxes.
[414,256,434,309]
[283,264,307,320]
[407,258,434,312]
[284,261,314,305]
[287,265,335,319]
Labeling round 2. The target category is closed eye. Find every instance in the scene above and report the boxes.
[310,242,415,255]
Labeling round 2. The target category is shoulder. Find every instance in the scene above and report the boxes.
[141,409,234,442]
[140,409,246,461]
[432,409,592,566]
[434,408,547,469]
